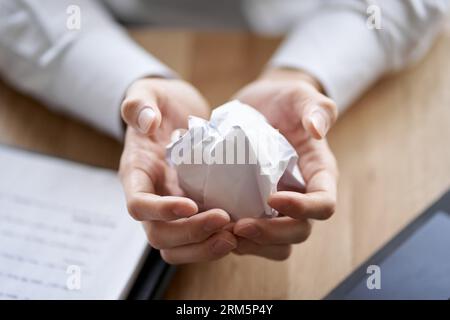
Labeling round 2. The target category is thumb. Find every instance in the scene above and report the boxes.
[121,88,162,136]
[302,101,337,139]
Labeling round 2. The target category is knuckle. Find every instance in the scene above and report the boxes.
[291,220,312,244]
[121,98,143,121]
[298,220,313,243]
[288,81,306,93]
[321,97,338,122]
[127,196,143,221]
[289,82,314,100]
[145,224,164,250]
[121,98,142,112]
[274,245,292,261]
[321,198,336,220]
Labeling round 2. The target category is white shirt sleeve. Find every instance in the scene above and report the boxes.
[0,0,175,140]
[270,0,450,113]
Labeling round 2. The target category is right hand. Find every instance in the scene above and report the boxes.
[119,78,237,264]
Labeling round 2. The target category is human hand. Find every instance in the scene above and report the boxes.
[119,78,237,264]
[231,68,339,260]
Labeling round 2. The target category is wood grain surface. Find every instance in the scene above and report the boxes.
[1,28,449,299]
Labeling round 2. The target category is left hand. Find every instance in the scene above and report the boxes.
[231,68,339,260]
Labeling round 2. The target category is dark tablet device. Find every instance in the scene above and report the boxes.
[326,189,450,300]
[127,249,176,300]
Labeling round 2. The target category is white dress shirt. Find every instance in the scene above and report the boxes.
[0,0,448,140]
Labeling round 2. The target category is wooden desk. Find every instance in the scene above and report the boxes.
[1,29,449,300]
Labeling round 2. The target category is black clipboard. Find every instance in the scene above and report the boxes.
[325,189,450,300]
[126,248,175,300]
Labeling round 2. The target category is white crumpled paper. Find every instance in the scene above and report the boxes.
[166,100,304,221]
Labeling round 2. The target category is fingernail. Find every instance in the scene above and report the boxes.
[309,110,328,138]
[236,224,261,239]
[211,239,236,255]
[137,107,155,133]
[204,218,226,232]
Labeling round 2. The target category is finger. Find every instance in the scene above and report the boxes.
[127,192,198,221]
[301,98,337,139]
[233,217,312,245]
[121,87,162,135]
[121,164,197,221]
[143,209,231,249]
[233,238,292,261]
[296,138,338,183]
[160,231,237,264]
[270,138,338,220]
[119,148,164,196]
[268,189,336,220]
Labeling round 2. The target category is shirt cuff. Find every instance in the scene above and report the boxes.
[269,8,388,114]
[50,26,176,140]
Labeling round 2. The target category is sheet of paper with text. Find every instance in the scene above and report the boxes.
[0,146,148,299]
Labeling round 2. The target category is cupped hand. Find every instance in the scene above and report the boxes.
[231,68,339,260]
[119,78,237,264]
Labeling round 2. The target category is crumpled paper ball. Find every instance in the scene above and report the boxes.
[166,100,304,220]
